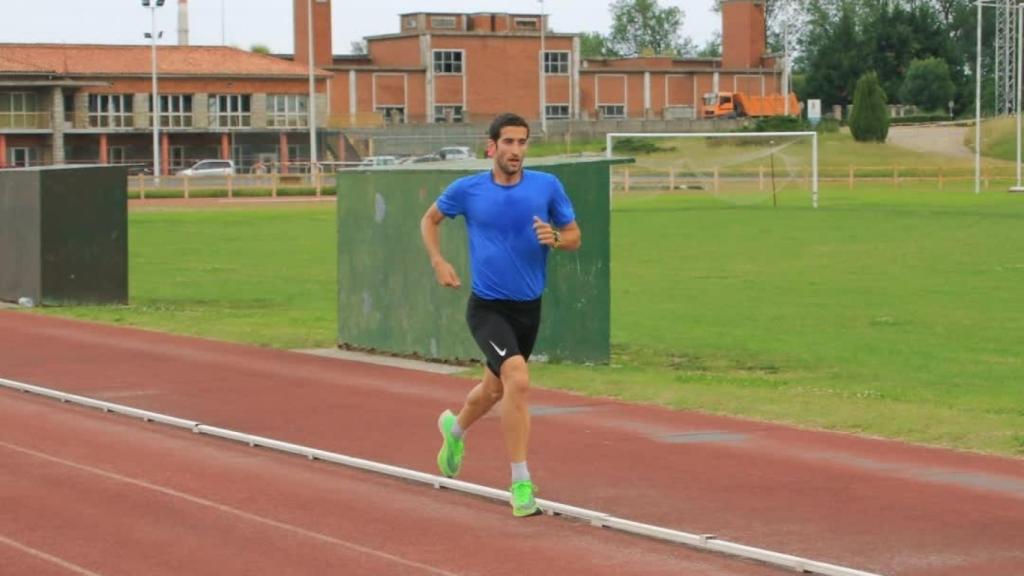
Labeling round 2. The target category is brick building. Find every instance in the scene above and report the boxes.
[0,0,780,170]
[0,43,330,173]
[316,0,781,124]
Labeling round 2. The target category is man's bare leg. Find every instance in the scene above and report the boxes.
[498,356,530,463]
[456,366,503,432]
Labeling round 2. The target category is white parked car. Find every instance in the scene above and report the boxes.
[176,159,236,176]
[360,155,398,167]
[438,146,473,160]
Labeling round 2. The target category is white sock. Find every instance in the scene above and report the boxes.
[511,461,530,483]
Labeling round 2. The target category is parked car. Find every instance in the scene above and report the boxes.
[360,156,398,167]
[437,146,473,160]
[176,159,235,176]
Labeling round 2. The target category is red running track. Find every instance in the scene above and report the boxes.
[2,311,1024,575]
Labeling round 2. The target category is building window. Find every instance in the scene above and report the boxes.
[150,95,193,128]
[598,104,625,119]
[434,105,463,123]
[544,51,569,75]
[545,104,570,119]
[433,50,463,74]
[376,106,405,124]
[430,16,456,29]
[169,146,187,170]
[88,94,134,128]
[514,17,538,30]
[267,94,309,128]
[209,94,251,128]
[0,92,42,129]
[109,146,128,164]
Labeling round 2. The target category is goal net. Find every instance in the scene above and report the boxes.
[606,132,819,208]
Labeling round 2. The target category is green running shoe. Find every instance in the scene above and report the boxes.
[436,410,464,478]
[510,481,540,517]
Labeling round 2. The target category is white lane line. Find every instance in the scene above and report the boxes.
[0,442,458,576]
[0,534,105,576]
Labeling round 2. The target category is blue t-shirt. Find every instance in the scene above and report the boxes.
[436,169,576,301]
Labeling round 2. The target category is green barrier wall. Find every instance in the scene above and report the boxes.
[0,165,127,305]
[337,157,625,364]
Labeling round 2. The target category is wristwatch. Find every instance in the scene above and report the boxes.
[552,229,562,247]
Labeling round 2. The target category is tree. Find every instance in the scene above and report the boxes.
[580,31,618,58]
[607,0,692,57]
[696,33,722,58]
[900,57,956,112]
[350,40,367,55]
[799,0,864,108]
[849,71,889,143]
[250,44,271,55]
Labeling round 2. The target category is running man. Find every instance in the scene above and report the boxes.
[419,112,581,517]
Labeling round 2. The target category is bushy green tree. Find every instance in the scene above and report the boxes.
[580,32,618,58]
[849,72,889,143]
[900,57,957,112]
[607,0,690,56]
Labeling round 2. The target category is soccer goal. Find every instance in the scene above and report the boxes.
[606,132,819,208]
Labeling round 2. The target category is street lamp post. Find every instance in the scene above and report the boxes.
[143,0,165,184]
[539,0,547,135]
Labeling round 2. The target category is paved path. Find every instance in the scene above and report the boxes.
[887,125,972,158]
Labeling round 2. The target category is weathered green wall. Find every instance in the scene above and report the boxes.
[337,158,621,364]
[0,165,127,305]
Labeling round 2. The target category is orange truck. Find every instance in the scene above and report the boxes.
[702,92,800,119]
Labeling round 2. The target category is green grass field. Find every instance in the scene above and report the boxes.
[32,128,1024,456]
[37,182,1024,456]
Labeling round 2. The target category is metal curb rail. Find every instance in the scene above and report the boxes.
[1,376,883,576]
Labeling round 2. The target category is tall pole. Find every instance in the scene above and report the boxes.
[307,0,318,173]
[150,4,161,184]
[977,0,983,194]
[1015,4,1024,191]
[539,0,547,135]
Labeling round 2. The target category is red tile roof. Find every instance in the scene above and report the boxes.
[0,44,328,77]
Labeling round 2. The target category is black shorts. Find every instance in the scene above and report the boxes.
[466,294,542,376]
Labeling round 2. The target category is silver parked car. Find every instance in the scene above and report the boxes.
[176,159,236,176]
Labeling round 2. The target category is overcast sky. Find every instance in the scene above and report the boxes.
[0,0,719,54]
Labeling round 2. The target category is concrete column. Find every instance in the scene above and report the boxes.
[315,93,328,128]
[133,94,149,129]
[99,133,109,164]
[194,93,209,128]
[572,36,581,120]
[50,87,65,165]
[252,93,268,128]
[75,92,90,129]
[644,72,651,119]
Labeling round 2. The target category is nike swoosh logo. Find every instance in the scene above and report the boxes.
[489,341,507,357]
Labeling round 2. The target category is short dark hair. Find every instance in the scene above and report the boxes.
[487,113,530,141]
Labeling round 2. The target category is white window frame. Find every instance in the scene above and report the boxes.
[267,94,309,128]
[0,92,41,128]
[544,51,570,75]
[88,94,134,128]
[432,49,464,75]
[433,104,464,123]
[152,94,193,128]
[169,146,187,170]
[209,94,252,128]
[595,74,628,119]
[545,104,570,120]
